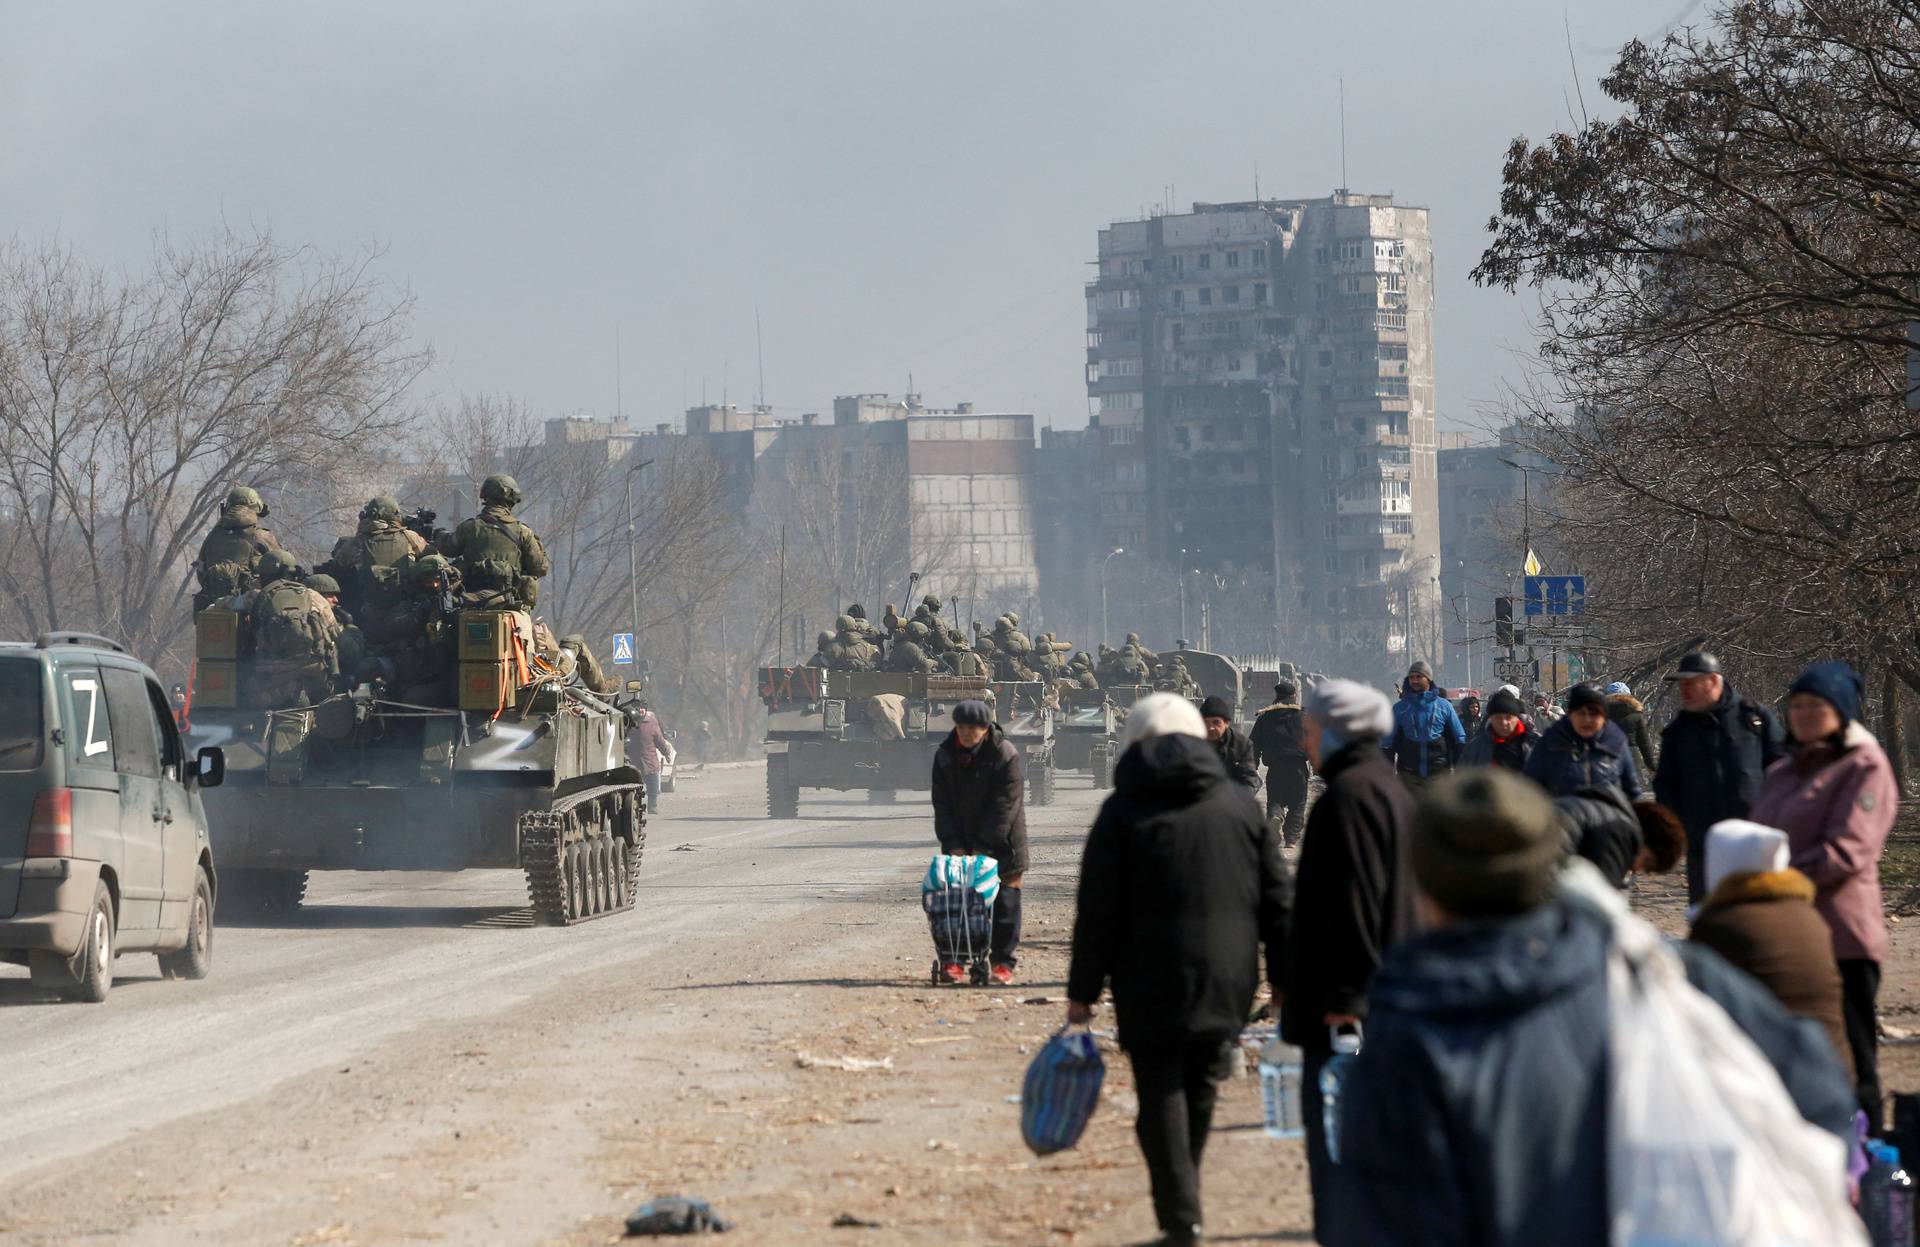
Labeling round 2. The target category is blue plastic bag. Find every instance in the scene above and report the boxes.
[1021,1027,1105,1156]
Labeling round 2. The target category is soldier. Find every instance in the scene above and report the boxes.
[888,621,938,673]
[994,613,1033,658]
[195,485,285,611]
[943,630,985,678]
[302,572,371,692]
[243,551,340,707]
[846,604,882,645]
[828,614,878,672]
[1249,680,1311,847]
[1156,655,1201,698]
[325,494,428,616]
[1070,651,1101,690]
[370,554,464,703]
[805,630,838,669]
[441,474,551,609]
[558,633,618,694]
[912,593,945,632]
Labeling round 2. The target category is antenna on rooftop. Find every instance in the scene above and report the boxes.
[1339,77,1349,192]
[615,323,623,424]
[755,307,766,409]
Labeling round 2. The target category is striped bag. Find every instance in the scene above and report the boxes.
[1021,1027,1105,1156]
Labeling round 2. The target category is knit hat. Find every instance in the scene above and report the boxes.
[1498,683,1521,699]
[1787,660,1864,726]
[1275,681,1296,702]
[952,699,992,727]
[1566,683,1607,714]
[1407,660,1434,681]
[1413,769,1564,917]
[1304,678,1392,755]
[1703,820,1791,898]
[1117,692,1206,753]
[1198,695,1233,721]
[1487,688,1525,718]
[1605,681,1631,696]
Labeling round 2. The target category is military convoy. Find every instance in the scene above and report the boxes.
[759,667,1057,815]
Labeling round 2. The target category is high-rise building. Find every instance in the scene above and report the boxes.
[1085,191,1441,678]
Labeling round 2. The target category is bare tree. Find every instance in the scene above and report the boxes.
[0,230,428,664]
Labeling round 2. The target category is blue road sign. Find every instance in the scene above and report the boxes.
[1523,575,1586,617]
[611,632,635,665]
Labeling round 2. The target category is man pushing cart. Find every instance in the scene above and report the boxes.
[927,699,1028,985]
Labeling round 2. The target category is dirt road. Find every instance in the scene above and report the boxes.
[4,763,1913,1246]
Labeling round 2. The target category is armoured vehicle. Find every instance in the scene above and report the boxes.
[1051,684,1153,789]
[1169,649,1247,716]
[758,668,1058,815]
[187,608,646,925]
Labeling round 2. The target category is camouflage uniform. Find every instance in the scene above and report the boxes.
[887,622,938,674]
[942,631,985,678]
[195,486,285,612]
[828,615,878,672]
[559,633,617,694]
[242,551,340,707]
[326,495,428,616]
[1156,657,1201,698]
[441,475,551,610]
[805,630,838,669]
[368,554,464,704]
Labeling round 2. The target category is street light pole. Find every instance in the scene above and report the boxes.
[625,458,655,639]
[1177,547,1189,642]
[1100,547,1124,647]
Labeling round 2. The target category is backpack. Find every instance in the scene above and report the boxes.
[198,559,255,600]
[253,582,332,664]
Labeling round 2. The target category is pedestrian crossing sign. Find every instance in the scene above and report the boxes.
[612,632,635,665]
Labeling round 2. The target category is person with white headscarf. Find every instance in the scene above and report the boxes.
[1065,693,1292,1247]
[1282,677,1415,1241]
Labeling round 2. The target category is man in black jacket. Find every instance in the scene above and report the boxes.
[1284,676,1414,1241]
[1249,681,1311,846]
[1199,694,1260,790]
[1651,652,1786,902]
[1067,693,1292,1247]
[931,699,1027,984]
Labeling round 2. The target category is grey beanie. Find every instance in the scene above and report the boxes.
[1304,678,1392,746]
[1413,770,1563,917]
[1408,660,1435,681]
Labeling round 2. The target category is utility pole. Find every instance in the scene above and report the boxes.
[1101,547,1125,647]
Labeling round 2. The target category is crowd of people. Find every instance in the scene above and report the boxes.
[1036,649,1896,1245]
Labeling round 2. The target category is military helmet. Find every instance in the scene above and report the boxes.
[817,631,834,648]
[259,549,298,581]
[847,604,867,621]
[480,474,523,506]
[835,614,857,633]
[1125,632,1141,646]
[226,485,266,515]
[921,593,942,611]
[414,553,455,580]
[304,573,342,596]
[1006,611,1020,627]
[948,629,967,646]
[362,494,402,521]
[908,621,929,640]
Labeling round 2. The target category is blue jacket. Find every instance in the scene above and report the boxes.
[1522,714,1644,800]
[1385,689,1466,778]
[1324,899,1856,1247]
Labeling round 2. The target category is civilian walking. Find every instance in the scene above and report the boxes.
[1283,678,1413,1240]
[624,702,675,814]
[1689,820,1854,1084]
[1065,694,1292,1247]
[1523,683,1644,800]
[1249,681,1310,846]
[1652,651,1785,902]
[1384,660,1465,790]
[1198,695,1260,790]
[931,699,1028,985]
[1326,771,1858,1247]
[1461,687,1533,772]
[1605,681,1658,775]
[1748,661,1898,1126]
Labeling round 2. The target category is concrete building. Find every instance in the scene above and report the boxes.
[1086,191,1441,679]
[1437,423,1547,690]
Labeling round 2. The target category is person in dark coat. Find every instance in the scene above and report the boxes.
[1461,687,1533,772]
[1249,681,1311,847]
[1283,677,1413,1240]
[1384,659,1466,789]
[1604,681,1658,775]
[1066,694,1292,1247]
[1555,787,1643,886]
[1652,651,1786,902]
[1523,683,1644,800]
[930,699,1027,983]
[1689,820,1854,1085]
[1325,771,1857,1247]
[1199,694,1259,790]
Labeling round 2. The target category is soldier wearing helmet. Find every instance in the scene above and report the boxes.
[557,632,617,694]
[360,553,465,704]
[194,484,285,611]
[830,614,878,672]
[806,629,839,669]
[239,551,341,707]
[323,494,429,616]
[440,473,551,610]
[887,620,937,674]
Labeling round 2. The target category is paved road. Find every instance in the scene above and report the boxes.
[0,762,1093,1188]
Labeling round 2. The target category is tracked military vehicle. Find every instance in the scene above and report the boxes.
[186,607,646,925]
[758,668,1057,814]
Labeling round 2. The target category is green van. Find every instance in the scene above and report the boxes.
[0,633,225,1002]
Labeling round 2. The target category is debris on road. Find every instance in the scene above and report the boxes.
[830,1212,882,1228]
[795,1051,894,1072]
[625,1196,733,1236]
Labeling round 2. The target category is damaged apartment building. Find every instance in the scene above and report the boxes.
[1084,191,1442,677]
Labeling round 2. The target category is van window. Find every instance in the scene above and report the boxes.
[101,667,161,780]
[143,678,184,778]
[0,658,44,770]
[60,667,112,766]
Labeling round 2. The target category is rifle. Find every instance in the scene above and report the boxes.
[402,507,441,544]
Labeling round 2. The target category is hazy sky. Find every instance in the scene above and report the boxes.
[1,0,1696,436]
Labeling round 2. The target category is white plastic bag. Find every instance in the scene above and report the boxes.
[1560,863,1865,1247]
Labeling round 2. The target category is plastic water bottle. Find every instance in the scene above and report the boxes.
[1861,1141,1915,1247]
[1257,1036,1305,1140]
[1319,1023,1363,1164]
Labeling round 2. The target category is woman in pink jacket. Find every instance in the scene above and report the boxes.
[1749,661,1898,1127]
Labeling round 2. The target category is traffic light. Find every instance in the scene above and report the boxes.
[1494,596,1514,648]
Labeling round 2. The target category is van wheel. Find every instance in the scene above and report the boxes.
[159,867,214,981]
[61,881,115,1003]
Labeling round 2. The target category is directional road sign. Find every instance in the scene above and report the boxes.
[611,632,635,665]
[1523,575,1586,617]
